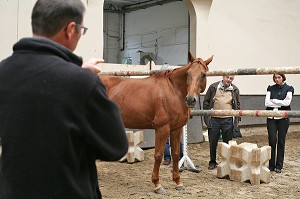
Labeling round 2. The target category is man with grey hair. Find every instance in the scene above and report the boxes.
[0,0,128,198]
[203,76,240,170]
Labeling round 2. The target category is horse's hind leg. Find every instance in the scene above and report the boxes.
[170,128,185,191]
[151,126,170,194]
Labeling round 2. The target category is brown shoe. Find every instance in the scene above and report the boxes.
[163,159,171,165]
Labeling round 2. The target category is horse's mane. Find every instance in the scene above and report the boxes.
[152,62,192,79]
[151,58,208,81]
[152,69,175,79]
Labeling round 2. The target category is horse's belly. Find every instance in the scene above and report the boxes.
[121,111,154,129]
[124,122,154,129]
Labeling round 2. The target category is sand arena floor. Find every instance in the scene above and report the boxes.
[97,126,300,199]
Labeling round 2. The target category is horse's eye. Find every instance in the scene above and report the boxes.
[202,74,206,78]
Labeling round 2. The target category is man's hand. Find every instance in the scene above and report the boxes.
[233,121,239,131]
[82,58,104,74]
[233,116,240,131]
[203,116,210,128]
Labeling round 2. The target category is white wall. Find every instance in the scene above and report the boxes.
[207,0,300,94]
[0,0,103,61]
[104,0,299,94]
[0,0,35,59]
[1,0,299,95]
[75,0,103,60]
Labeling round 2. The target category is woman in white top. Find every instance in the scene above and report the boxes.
[265,74,294,173]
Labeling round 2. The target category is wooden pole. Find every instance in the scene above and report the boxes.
[190,110,300,118]
[97,65,300,76]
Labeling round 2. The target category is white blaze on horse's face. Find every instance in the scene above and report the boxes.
[185,59,208,108]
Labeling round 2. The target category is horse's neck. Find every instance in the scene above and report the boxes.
[170,64,190,97]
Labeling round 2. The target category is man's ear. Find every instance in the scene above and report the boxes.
[64,22,76,40]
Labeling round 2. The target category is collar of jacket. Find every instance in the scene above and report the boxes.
[275,82,286,89]
[218,81,233,91]
[13,37,83,66]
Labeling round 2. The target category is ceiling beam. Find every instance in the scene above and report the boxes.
[104,0,182,13]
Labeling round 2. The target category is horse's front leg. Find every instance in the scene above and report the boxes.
[170,128,185,191]
[151,125,170,194]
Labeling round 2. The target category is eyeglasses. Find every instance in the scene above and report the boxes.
[75,24,88,35]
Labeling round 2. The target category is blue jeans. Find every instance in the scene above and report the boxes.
[164,138,183,160]
[208,117,233,165]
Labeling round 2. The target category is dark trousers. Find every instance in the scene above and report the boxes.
[164,138,183,160]
[267,118,290,170]
[208,117,233,165]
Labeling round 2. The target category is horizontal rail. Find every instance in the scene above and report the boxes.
[206,67,300,76]
[97,62,300,76]
[190,110,300,118]
[97,64,300,76]
[99,70,159,76]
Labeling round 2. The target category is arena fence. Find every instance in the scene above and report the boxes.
[190,110,300,118]
[98,63,300,171]
[98,64,300,76]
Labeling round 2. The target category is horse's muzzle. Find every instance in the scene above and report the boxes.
[185,96,197,108]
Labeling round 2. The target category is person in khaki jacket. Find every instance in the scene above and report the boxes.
[203,76,241,170]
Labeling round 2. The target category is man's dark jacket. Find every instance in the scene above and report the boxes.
[0,38,128,198]
[203,81,241,127]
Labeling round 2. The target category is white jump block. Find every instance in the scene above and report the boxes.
[119,131,144,163]
[217,140,271,185]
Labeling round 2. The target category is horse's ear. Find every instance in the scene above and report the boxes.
[188,51,195,62]
[204,55,214,65]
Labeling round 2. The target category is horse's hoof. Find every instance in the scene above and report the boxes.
[154,187,166,194]
[175,185,186,191]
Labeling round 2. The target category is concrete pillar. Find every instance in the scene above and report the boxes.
[75,0,104,60]
[183,0,213,58]
[183,0,213,143]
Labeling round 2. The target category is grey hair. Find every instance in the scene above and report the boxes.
[31,0,85,37]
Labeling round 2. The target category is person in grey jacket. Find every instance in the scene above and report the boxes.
[0,0,128,198]
[203,76,240,170]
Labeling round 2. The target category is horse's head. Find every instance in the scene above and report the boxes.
[185,52,213,108]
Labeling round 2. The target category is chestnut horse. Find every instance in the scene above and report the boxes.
[99,52,212,193]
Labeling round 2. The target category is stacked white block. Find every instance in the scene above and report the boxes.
[217,140,271,185]
[119,131,144,163]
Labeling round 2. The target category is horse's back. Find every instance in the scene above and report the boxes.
[99,75,163,128]
[100,75,155,94]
